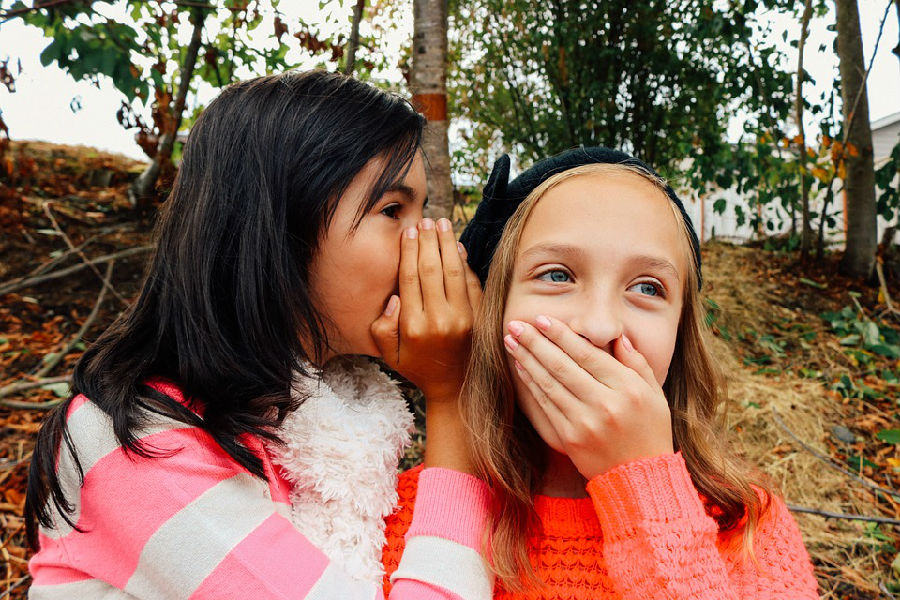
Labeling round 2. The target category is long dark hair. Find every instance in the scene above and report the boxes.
[25,70,425,548]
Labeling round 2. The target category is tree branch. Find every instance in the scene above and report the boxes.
[0,246,152,296]
[42,201,128,306]
[0,375,70,408]
[343,0,365,75]
[771,406,900,500]
[787,504,900,526]
[31,260,113,380]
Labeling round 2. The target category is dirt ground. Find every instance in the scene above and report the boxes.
[2,142,899,598]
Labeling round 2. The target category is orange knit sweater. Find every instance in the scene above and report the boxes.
[382,453,819,599]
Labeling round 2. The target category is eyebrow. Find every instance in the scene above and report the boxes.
[629,256,681,282]
[383,184,417,203]
[519,243,681,282]
[519,243,586,263]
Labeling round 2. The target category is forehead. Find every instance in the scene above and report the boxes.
[517,172,689,272]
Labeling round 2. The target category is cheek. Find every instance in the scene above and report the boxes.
[636,319,679,386]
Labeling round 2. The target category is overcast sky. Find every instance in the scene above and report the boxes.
[1,1,898,161]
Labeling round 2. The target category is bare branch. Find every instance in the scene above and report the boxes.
[0,375,70,408]
[788,504,900,526]
[771,406,900,500]
[0,246,151,296]
[42,201,128,305]
[32,260,114,380]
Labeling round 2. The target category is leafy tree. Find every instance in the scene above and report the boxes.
[2,0,396,204]
[448,0,795,184]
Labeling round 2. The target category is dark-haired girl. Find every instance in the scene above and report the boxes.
[26,71,492,599]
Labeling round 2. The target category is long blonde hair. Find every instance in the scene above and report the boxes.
[461,163,772,591]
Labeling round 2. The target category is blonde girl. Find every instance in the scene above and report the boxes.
[383,147,818,599]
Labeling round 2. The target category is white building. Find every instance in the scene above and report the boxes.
[681,112,900,245]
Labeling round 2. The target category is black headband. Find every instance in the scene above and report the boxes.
[459,146,702,289]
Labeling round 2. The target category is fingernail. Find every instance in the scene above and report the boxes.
[507,320,524,337]
[535,315,551,331]
[437,218,451,232]
[406,227,418,239]
[384,295,399,317]
[514,360,531,382]
[621,334,634,352]
[420,218,434,230]
[504,334,519,352]
[457,241,466,255]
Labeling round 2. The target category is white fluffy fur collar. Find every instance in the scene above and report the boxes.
[265,356,414,585]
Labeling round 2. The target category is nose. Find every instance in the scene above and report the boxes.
[566,290,623,353]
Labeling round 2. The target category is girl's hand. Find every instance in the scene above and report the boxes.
[504,315,673,480]
[371,217,482,403]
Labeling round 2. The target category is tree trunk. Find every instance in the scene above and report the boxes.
[129,7,206,206]
[836,0,878,279]
[411,0,452,220]
[797,0,814,259]
[343,0,365,76]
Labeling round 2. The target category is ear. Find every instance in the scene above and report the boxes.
[479,154,511,220]
[459,155,512,285]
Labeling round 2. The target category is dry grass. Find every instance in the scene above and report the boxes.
[704,242,898,598]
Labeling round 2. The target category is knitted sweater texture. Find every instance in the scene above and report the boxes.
[383,453,819,599]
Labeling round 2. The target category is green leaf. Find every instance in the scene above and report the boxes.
[868,344,900,359]
[861,321,880,347]
[799,277,826,289]
[877,429,900,444]
[42,382,71,398]
[39,37,65,67]
[838,335,860,346]
[846,455,878,472]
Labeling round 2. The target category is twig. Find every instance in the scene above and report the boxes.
[32,260,113,380]
[0,397,65,411]
[788,504,900,526]
[771,406,900,500]
[0,375,70,407]
[0,576,29,600]
[875,260,900,316]
[27,223,133,278]
[42,201,129,306]
[0,246,152,296]
[0,452,32,472]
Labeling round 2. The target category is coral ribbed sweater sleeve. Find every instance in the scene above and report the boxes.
[587,452,819,599]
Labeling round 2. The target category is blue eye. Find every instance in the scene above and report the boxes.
[629,282,661,296]
[537,270,571,283]
[381,203,401,219]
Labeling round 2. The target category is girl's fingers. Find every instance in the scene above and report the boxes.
[612,335,662,392]
[371,295,401,367]
[507,320,610,401]
[398,226,423,315]
[416,218,448,308]
[504,332,577,430]
[436,218,468,307]
[532,315,630,390]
